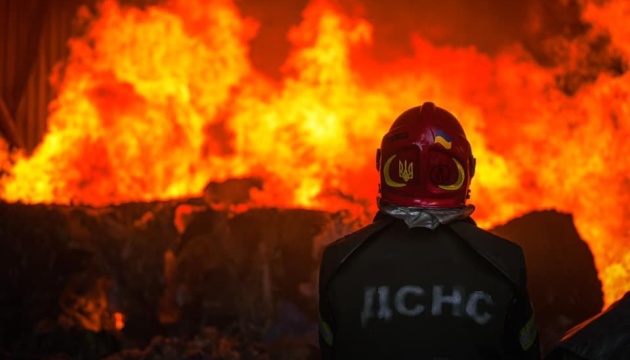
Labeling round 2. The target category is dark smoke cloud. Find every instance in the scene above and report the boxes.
[237,0,625,91]
[237,0,576,72]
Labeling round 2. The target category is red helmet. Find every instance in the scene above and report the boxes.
[376,102,476,208]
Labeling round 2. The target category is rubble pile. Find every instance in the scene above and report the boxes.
[105,327,319,360]
[491,210,604,353]
[0,177,358,359]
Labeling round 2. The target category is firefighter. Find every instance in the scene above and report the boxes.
[318,102,541,359]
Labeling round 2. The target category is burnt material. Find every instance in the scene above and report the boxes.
[545,292,630,360]
[489,210,604,354]
[0,200,177,358]
[0,199,338,359]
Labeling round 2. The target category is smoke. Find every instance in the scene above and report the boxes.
[0,138,16,178]
[239,0,626,93]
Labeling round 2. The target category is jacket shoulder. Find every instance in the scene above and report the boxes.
[448,220,527,289]
[462,222,524,254]
[319,218,395,294]
[323,218,393,263]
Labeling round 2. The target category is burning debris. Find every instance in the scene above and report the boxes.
[0,196,356,359]
[103,327,321,360]
[202,178,264,211]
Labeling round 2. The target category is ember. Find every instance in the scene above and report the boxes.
[0,0,629,317]
[114,312,125,331]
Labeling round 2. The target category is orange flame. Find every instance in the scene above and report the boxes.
[1,0,629,307]
[114,312,125,331]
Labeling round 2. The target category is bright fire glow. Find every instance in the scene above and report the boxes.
[0,0,629,307]
[114,312,125,331]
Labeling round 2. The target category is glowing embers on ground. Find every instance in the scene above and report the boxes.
[0,0,629,306]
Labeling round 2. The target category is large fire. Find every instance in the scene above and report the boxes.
[0,0,629,307]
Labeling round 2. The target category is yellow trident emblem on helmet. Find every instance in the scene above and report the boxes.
[399,159,413,182]
[384,155,414,187]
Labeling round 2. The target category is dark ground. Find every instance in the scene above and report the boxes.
[0,198,604,359]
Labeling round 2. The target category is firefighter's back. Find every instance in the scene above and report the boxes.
[329,219,514,360]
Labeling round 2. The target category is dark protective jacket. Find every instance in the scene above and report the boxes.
[318,213,541,360]
[544,292,630,360]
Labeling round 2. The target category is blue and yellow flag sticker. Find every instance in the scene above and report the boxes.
[434,130,452,149]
